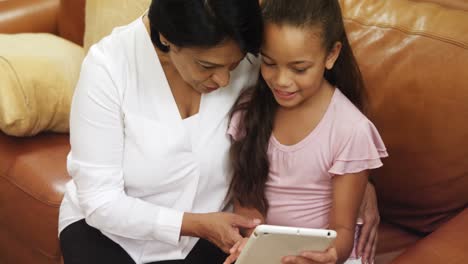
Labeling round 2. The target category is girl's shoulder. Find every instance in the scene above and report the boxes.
[327,88,388,175]
[330,88,368,125]
[328,88,379,142]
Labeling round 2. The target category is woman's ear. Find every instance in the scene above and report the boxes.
[159,34,180,52]
[159,33,170,47]
[325,42,342,70]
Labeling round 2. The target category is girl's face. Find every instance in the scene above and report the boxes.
[260,23,341,108]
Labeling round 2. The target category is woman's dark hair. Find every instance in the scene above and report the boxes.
[228,0,366,215]
[148,0,263,55]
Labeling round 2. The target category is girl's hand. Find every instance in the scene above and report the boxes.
[182,212,260,253]
[281,247,338,264]
[223,237,249,264]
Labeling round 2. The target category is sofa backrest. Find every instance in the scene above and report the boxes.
[410,0,468,11]
[56,0,151,48]
[0,0,60,34]
[340,0,468,233]
[58,0,85,46]
[83,0,151,51]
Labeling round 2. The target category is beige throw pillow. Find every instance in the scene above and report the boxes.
[0,33,84,136]
[84,0,152,51]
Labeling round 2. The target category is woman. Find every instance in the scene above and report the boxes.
[59,1,379,264]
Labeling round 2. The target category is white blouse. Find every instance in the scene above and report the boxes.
[59,17,259,263]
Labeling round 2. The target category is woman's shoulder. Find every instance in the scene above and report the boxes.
[86,18,144,64]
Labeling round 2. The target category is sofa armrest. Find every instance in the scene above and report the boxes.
[0,0,60,34]
[392,208,468,264]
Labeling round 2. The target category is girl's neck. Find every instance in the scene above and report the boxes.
[273,81,335,146]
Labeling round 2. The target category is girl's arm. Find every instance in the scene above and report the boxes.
[329,170,369,263]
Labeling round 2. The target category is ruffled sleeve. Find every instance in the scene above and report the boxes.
[227,110,246,141]
[328,119,388,175]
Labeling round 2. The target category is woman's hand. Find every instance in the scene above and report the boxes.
[281,247,338,264]
[357,183,380,264]
[223,237,249,264]
[182,212,260,253]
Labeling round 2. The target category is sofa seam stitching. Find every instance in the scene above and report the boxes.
[0,173,62,207]
[343,17,468,49]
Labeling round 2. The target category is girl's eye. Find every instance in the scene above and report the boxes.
[200,64,216,70]
[293,68,307,74]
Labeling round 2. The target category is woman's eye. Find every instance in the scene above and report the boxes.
[229,62,241,71]
[262,60,275,66]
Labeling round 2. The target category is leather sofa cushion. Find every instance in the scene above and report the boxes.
[340,0,468,233]
[0,132,70,261]
[392,209,468,264]
[0,33,84,136]
[375,222,422,264]
[376,222,421,255]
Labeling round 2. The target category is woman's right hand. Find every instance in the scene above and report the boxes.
[182,212,260,253]
[224,237,249,264]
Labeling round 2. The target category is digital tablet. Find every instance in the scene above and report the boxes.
[236,224,337,264]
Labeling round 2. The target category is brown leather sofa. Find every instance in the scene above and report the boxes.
[0,1,84,264]
[0,0,466,264]
[340,1,468,263]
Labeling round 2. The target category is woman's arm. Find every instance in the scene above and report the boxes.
[181,212,260,253]
[222,200,265,263]
[329,170,369,263]
[69,45,184,245]
[357,182,380,263]
[70,44,259,249]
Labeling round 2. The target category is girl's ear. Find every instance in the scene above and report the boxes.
[325,42,342,70]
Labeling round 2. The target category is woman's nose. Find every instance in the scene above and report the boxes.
[212,69,230,87]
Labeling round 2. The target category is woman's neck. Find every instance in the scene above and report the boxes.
[142,15,173,67]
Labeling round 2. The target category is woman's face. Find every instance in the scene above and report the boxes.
[260,23,341,109]
[166,38,245,94]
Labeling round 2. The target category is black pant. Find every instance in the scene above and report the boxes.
[60,219,227,264]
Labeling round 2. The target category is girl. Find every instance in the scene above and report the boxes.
[225,0,387,264]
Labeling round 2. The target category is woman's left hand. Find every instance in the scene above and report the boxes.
[281,247,338,264]
[357,182,380,264]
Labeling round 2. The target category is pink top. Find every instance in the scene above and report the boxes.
[228,88,388,229]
